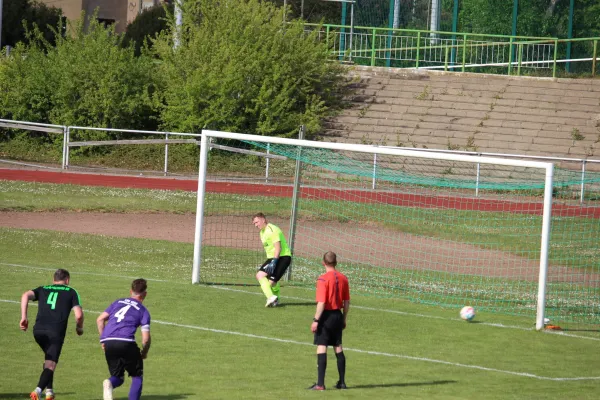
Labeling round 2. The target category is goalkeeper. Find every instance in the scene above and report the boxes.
[252,212,292,307]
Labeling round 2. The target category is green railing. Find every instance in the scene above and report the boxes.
[513,37,600,77]
[307,24,600,78]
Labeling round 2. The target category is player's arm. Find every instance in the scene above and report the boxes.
[311,302,325,333]
[140,311,151,359]
[73,305,84,335]
[96,311,110,336]
[140,330,151,359]
[312,277,326,332]
[20,290,35,331]
[342,278,350,329]
[342,300,350,329]
[272,241,281,259]
[265,239,281,274]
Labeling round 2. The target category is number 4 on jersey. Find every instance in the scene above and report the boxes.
[114,305,132,322]
[47,292,58,310]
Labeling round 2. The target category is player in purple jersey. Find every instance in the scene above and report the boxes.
[20,268,84,400]
[96,279,151,400]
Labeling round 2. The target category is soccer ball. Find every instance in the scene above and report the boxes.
[460,306,476,321]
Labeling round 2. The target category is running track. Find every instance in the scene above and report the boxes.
[1,168,599,218]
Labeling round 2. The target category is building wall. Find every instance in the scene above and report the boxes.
[39,0,165,33]
[84,0,126,31]
[40,0,84,25]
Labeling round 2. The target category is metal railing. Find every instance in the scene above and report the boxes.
[0,119,281,180]
[66,126,201,175]
[2,119,600,201]
[0,119,68,167]
[307,24,600,77]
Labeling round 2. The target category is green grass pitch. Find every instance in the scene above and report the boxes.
[1,228,600,399]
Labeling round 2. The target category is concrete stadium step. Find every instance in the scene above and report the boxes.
[325,66,600,163]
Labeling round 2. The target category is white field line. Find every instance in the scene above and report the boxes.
[3,262,600,342]
[1,298,599,382]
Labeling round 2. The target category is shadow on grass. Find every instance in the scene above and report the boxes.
[0,395,74,400]
[275,302,315,308]
[114,395,193,400]
[203,282,260,287]
[0,394,193,400]
[349,380,457,389]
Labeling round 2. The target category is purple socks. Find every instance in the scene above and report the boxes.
[129,376,143,400]
[107,375,142,400]
[109,376,124,388]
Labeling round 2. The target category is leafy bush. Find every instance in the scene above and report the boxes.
[0,16,159,153]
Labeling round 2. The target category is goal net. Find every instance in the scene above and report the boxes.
[193,130,600,330]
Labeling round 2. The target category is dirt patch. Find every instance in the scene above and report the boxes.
[1,211,556,281]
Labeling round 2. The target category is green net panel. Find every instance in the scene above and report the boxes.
[199,137,600,328]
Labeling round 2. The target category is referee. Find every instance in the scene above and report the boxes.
[20,269,84,400]
[309,251,350,390]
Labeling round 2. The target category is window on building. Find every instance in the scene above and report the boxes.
[97,18,116,28]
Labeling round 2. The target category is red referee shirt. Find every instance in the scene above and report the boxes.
[316,270,350,310]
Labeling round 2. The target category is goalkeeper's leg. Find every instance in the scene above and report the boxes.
[258,276,275,299]
[271,282,280,298]
[256,260,275,300]
[269,256,291,300]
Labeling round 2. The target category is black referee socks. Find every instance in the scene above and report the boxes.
[317,353,327,387]
[336,351,346,384]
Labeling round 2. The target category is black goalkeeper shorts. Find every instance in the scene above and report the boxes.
[259,256,292,282]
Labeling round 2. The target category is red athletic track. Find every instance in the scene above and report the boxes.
[2,168,599,218]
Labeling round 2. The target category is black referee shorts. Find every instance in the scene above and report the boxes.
[103,341,144,378]
[259,256,292,282]
[34,329,65,362]
[314,309,344,347]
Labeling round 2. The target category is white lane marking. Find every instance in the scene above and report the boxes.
[3,262,600,342]
[1,298,599,382]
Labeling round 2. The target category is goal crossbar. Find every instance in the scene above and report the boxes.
[202,130,553,169]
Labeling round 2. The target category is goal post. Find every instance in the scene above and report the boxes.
[192,129,560,330]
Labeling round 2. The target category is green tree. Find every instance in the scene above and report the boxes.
[570,0,600,38]
[267,0,342,25]
[456,0,600,73]
[457,0,600,39]
[123,3,174,56]
[153,0,349,138]
[0,16,158,145]
[1,0,64,49]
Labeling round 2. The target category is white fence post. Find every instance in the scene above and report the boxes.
[164,133,169,176]
[65,127,70,169]
[61,126,68,169]
[580,160,587,204]
[266,143,270,183]
[372,152,377,190]
[475,159,481,197]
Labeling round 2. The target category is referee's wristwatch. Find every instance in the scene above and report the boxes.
[313,318,319,322]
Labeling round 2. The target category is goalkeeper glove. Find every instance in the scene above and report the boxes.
[265,258,278,275]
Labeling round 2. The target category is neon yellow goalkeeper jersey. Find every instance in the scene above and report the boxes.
[260,223,291,258]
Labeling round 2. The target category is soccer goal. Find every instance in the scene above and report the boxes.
[192,130,600,330]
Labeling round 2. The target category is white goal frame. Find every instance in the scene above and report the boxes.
[193,130,555,331]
